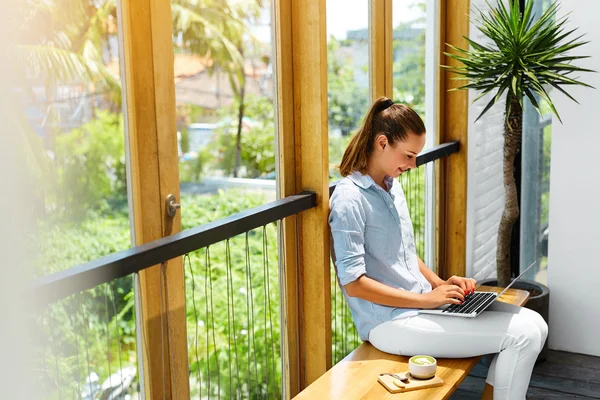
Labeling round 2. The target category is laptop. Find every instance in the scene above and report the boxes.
[419,261,537,318]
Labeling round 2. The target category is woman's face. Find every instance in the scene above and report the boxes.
[375,132,426,178]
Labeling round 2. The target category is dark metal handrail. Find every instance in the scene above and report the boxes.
[416,141,460,167]
[329,141,460,195]
[32,191,317,306]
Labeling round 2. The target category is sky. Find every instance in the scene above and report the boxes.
[251,0,425,43]
[326,0,425,39]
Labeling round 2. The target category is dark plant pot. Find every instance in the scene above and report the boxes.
[478,278,550,363]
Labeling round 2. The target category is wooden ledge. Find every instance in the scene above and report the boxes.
[293,286,530,400]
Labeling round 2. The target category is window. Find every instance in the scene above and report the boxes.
[326,0,370,180]
[393,0,435,267]
[172,0,278,224]
[19,1,139,398]
[519,0,553,284]
[20,0,130,277]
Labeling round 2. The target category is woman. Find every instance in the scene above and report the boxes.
[329,97,547,400]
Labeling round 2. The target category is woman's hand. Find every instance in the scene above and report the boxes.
[445,276,477,294]
[420,285,465,309]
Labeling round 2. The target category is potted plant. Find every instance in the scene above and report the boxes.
[444,0,594,360]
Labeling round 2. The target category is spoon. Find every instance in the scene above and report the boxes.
[380,372,411,383]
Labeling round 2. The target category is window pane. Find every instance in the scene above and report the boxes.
[20,1,130,278]
[327,0,370,181]
[392,0,435,267]
[520,0,553,285]
[392,0,427,122]
[173,0,277,219]
[18,1,139,398]
[327,0,370,364]
[521,101,552,285]
[171,1,280,397]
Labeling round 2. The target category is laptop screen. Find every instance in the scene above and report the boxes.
[498,261,537,297]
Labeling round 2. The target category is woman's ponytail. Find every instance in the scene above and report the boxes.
[339,97,394,176]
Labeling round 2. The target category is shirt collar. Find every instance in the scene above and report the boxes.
[347,171,394,191]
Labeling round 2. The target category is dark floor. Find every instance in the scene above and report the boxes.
[450,350,600,399]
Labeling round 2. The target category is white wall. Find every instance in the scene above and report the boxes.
[1,16,36,398]
[547,0,600,357]
[466,0,506,281]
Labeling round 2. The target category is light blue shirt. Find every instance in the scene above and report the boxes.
[329,171,433,341]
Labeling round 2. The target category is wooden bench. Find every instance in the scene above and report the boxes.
[293,286,530,400]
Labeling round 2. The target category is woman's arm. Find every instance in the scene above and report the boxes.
[417,257,446,288]
[417,257,477,293]
[330,189,465,309]
[345,274,464,309]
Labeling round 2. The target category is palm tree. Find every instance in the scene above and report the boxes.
[15,0,120,99]
[171,0,247,67]
[445,0,594,286]
[172,0,263,177]
[10,0,120,199]
[15,0,257,180]
[16,0,250,110]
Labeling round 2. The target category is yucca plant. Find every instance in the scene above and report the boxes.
[445,0,594,286]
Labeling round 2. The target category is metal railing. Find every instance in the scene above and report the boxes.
[31,191,316,399]
[33,277,139,399]
[32,192,316,307]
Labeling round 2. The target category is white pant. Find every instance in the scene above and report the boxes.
[368,301,548,400]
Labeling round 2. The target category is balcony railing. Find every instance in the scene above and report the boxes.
[32,192,315,399]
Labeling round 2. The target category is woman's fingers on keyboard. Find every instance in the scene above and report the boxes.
[468,278,477,293]
[449,285,465,297]
[446,288,464,301]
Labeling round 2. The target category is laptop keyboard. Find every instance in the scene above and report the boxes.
[443,292,497,314]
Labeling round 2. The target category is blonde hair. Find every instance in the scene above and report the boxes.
[339,97,426,177]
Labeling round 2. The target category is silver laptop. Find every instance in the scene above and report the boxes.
[419,261,537,318]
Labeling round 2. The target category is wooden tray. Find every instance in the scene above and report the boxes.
[378,373,444,394]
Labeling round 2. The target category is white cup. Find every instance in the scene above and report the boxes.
[408,355,437,379]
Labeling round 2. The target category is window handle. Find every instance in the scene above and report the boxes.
[166,194,180,218]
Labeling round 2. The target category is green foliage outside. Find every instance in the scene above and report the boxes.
[327,33,365,180]
[36,189,282,399]
[36,99,284,397]
[539,122,552,272]
[539,97,553,234]
[327,37,369,138]
[331,262,361,363]
[51,111,128,221]
[35,224,136,398]
[400,170,427,258]
[208,95,276,178]
[541,124,552,231]
[181,190,282,399]
[328,134,353,181]
[392,6,426,118]
[179,148,214,183]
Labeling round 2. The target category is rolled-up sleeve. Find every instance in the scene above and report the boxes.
[329,189,367,285]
